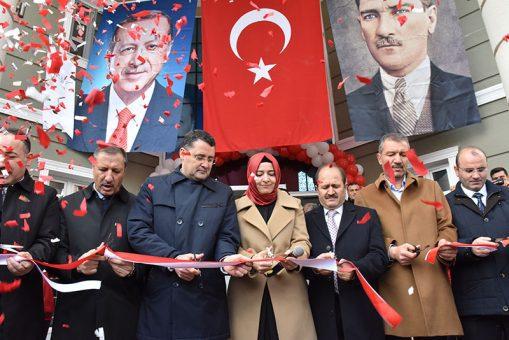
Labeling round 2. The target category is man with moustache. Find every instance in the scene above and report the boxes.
[69,10,183,152]
[447,147,509,340]
[306,164,388,340]
[347,0,479,141]
[51,146,141,340]
[355,133,463,338]
[0,127,59,340]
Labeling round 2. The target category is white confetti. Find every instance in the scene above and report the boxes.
[408,286,414,295]
[12,81,21,86]
[50,238,60,243]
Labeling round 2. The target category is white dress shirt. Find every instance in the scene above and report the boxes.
[381,56,431,120]
[323,205,344,230]
[461,184,488,207]
[388,176,407,201]
[106,82,155,152]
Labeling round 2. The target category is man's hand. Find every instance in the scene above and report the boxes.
[281,249,301,271]
[437,239,458,262]
[313,252,335,276]
[174,253,203,281]
[6,252,34,276]
[251,249,274,274]
[389,243,418,265]
[108,258,135,277]
[222,254,252,277]
[77,248,105,275]
[471,237,498,257]
[337,262,355,281]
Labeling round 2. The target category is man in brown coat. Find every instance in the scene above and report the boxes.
[355,133,463,339]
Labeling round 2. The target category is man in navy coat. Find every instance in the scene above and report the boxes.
[305,164,388,340]
[68,10,183,153]
[127,129,251,340]
[447,146,509,340]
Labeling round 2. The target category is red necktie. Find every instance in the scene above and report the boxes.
[108,107,132,150]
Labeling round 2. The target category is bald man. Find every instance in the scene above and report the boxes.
[447,147,509,340]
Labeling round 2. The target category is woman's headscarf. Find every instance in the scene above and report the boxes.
[245,152,281,206]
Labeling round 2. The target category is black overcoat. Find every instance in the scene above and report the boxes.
[51,184,142,340]
[0,173,59,340]
[305,203,389,340]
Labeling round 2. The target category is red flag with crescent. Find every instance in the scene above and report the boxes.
[202,0,332,152]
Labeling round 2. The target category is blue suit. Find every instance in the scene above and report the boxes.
[67,81,183,152]
[127,170,240,340]
[347,63,480,141]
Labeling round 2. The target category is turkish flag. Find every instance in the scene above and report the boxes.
[202,0,332,152]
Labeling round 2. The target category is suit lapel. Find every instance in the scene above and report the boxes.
[267,198,294,240]
[237,196,271,240]
[335,203,355,243]
[371,72,396,133]
[430,63,454,131]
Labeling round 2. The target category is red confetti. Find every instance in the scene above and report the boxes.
[116,223,122,238]
[133,10,151,18]
[0,280,21,293]
[337,76,349,91]
[5,89,27,101]
[56,149,67,156]
[175,16,188,33]
[72,198,87,217]
[407,149,428,176]
[198,82,205,91]
[356,75,372,85]
[62,324,70,329]
[190,49,198,61]
[21,219,30,232]
[184,64,191,73]
[383,161,396,185]
[19,213,30,219]
[60,200,68,209]
[260,85,274,98]
[88,156,97,165]
[36,126,50,149]
[137,55,146,64]
[4,220,18,228]
[18,195,30,203]
[34,181,45,195]
[397,15,407,26]
[84,88,105,113]
[224,91,236,98]
[0,313,4,325]
[47,52,63,74]
[147,183,154,191]
[249,1,260,10]
[173,99,181,108]
[420,199,444,210]
[327,39,334,48]
[172,3,182,11]
[503,34,509,43]
[357,211,371,224]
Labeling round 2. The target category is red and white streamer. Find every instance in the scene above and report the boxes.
[424,242,500,264]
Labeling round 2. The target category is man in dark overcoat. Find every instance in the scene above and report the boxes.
[0,127,59,340]
[51,146,142,340]
[128,129,251,340]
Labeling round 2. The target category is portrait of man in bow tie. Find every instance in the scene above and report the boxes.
[329,0,480,141]
[68,3,197,153]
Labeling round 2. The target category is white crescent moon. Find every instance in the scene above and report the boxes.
[229,8,292,61]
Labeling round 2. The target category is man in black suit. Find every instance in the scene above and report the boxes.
[0,127,59,339]
[347,0,480,141]
[68,10,183,152]
[305,164,388,340]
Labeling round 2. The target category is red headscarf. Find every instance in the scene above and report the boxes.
[246,152,281,206]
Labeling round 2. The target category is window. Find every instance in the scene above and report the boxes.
[34,158,92,198]
[416,146,459,193]
[298,171,315,192]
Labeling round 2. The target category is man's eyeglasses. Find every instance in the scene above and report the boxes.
[458,167,487,175]
[184,151,215,165]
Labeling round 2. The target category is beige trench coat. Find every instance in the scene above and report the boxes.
[355,172,463,337]
[227,190,316,340]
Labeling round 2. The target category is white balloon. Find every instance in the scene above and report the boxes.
[322,152,334,164]
[306,145,318,158]
[311,155,322,168]
[356,164,364,175]
[317,142,329,154]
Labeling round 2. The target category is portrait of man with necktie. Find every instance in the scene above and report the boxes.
[327,0,481,141]
[68,1,197,153]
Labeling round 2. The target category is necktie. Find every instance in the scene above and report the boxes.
[326,209,339,293]
[392,78,418,135]
[108,107,133,150]
[473,192,485,213]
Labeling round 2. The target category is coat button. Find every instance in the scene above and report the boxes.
[173,282,179,288]
[503,306,509,312]
[198,220,204,227]
[484,217,489,222]
[177,218,183,225]
[326,246,331,251]
[501,273,507,278]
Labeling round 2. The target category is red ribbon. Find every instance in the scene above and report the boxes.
[424,242,499,264]
[339,260,402,329]
[33,244,107,270]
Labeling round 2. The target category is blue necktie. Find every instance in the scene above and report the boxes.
[473,192,485,213]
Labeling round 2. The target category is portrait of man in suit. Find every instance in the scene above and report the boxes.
[343,0,480,141]
[68,9,185,153]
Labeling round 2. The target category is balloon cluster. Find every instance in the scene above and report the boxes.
[212,142,366,186]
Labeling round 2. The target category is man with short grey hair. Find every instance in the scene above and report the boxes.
[355,133,462,338]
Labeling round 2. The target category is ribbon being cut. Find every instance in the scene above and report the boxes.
[424,240,508,264]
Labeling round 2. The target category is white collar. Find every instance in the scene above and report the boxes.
[109,81,155,114]
[323,205,344,217]
[461,183,487,199]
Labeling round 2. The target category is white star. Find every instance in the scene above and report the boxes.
[247,58,276,84]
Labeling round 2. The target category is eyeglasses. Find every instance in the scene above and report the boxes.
[458,167,487,175]
[185,151,215,164]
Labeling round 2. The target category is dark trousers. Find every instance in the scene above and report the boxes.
[335,293,345,340]
[461,315,509,340]
[386,337,450,339]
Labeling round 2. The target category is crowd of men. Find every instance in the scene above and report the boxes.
[1,128,509,340]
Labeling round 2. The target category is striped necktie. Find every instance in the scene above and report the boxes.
[391,78,418,135]
[108,107,133,150]
[326,209,339,293]
[473,192,485,213]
